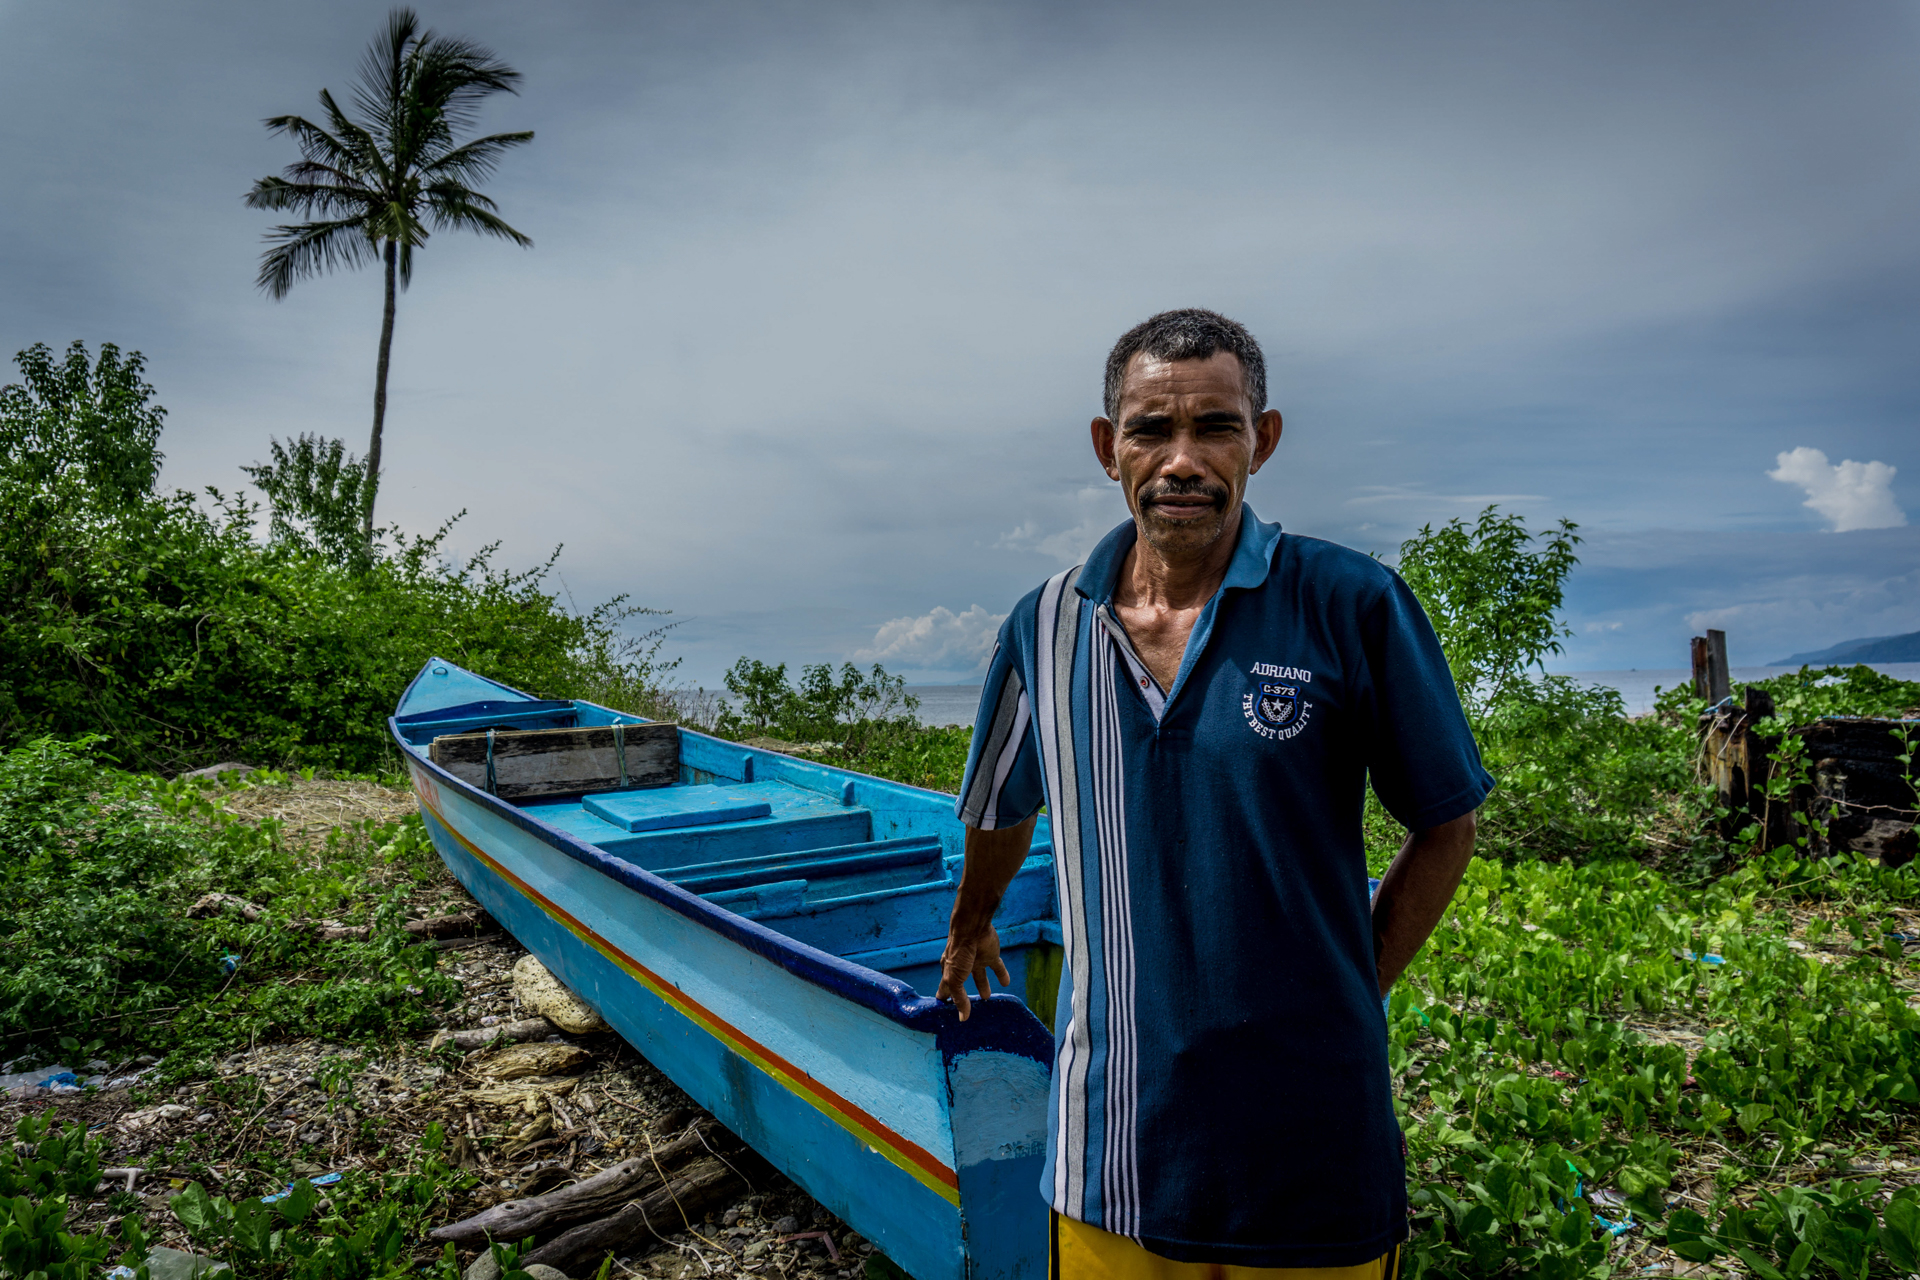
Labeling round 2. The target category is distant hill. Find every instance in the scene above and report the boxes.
[1777,630,1920,665]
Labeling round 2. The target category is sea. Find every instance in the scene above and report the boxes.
[904,663,1920,726]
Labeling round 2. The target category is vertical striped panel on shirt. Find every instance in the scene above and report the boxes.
[957,642,1031,829]
[1089,626,1141,1237]
[1035,566,1092,1219]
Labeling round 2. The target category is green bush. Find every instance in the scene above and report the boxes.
[714,658,918,749]
[0,341,672,773]
[1397,506,1580,716]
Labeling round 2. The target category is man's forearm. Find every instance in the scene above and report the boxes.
[951,816,1039,931]
[1370,810,1477,997]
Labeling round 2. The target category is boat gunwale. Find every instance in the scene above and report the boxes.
[389,661,971,1033]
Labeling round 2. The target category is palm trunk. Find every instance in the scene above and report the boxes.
[364,240,399,543]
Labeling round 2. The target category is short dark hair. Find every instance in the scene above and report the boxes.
[1102,308,1267,421]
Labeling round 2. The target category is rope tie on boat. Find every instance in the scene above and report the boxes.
[485,729,497,795]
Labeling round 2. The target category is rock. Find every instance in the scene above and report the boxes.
[182,762,255,781]
[743,1241,768,1260]
[522,1266,570,1280]
[464,1250,503,1280]
[773,1216,800,1235]
[145,1247,231,1280]
[481,1042,593,1081]
[512,957,609,1034]
[121,1104,192,1131]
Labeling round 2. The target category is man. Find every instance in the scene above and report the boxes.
[937,309,1491,1278]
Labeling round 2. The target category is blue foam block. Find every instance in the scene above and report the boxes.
[585,785,774,833]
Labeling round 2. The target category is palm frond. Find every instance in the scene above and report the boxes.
[417,130,534,185]
[244,176,377,218]
[279,159,373,191]
[262,113,365,177]
[410,37,522,138]
[316,90,394,192]
[422,188,533,248]
[256,218,379,298]
[351,7,421,148]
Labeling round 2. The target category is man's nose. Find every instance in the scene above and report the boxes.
[1161,427,1210,478]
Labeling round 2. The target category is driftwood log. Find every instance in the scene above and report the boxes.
[516,1156,745,1274]
[405,910,497,940]
[428,1018,554,1051]
[428,1125,722,1246]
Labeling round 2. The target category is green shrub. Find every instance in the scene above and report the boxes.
[1745,664,1920,722]
[714,658,918,749]
[0,341,673,773]
[1397,507,1580,716]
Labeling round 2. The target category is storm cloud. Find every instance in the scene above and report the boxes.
[3,1,1915,681]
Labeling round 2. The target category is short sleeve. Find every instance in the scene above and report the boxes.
[954,627,1045,830]
[1361,571,1496,831]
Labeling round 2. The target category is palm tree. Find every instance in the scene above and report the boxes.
[245,8,533,542]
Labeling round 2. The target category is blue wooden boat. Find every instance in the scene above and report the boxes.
[392,659,1058,1279]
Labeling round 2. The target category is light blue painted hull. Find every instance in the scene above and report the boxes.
[392,660,1056,1280]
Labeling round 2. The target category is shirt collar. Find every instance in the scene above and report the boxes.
[1076,503,1283,604]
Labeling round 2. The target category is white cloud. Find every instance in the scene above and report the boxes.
[854,604,1006,672]
[1768,447,1906,532]
[994,486,1129,565]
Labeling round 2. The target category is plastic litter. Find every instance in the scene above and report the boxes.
[261,1172,341,1203]
[38,1071,82,1091]
[0,1063,75,1095]
[1552,1162,1636,1238]
[1676,950,1726,965]
[220,953,241,976]
[106,1268,137,1280]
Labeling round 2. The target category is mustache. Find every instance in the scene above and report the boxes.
[1140,478,1230,510]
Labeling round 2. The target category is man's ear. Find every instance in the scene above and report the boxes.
[1248,408,1283,475]
[1091,417,1120,480]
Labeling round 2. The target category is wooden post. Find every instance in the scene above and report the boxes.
[1691,636,1711,699]
[1706,629,1731,703]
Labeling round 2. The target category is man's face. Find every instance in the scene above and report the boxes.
[1093,351,1283,561]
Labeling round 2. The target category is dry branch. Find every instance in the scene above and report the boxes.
[427,1124,721,1245]
[515,1155,745,1274]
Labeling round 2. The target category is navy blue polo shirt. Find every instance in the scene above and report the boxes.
[954,506,1493,1268]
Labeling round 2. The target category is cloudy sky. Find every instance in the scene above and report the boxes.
[5,1,1916,684]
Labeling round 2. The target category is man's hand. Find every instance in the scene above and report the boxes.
[936,921,1012,1022]
[937,815,1037,1021]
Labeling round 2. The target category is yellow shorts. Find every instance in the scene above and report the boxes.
[1050,1213,1401,1280]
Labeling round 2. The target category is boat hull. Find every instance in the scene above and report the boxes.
[402,745,1053,1280]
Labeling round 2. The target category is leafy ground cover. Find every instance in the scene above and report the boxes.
[1382,839,1920,1278]
[1,771,887,1280]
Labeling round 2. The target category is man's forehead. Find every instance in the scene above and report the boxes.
[1118,351,1249,413]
